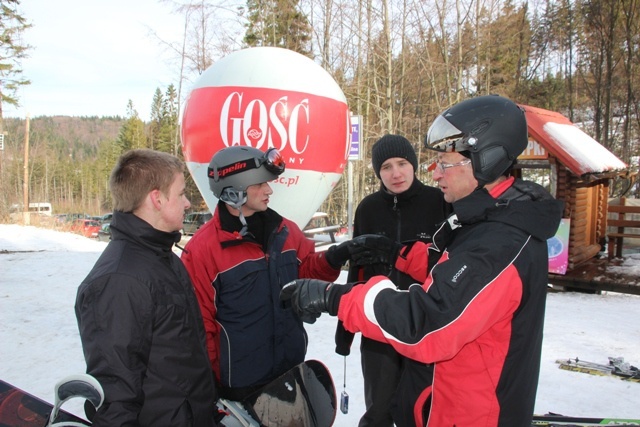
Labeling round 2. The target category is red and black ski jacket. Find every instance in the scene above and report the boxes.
[181,204,340,399]
[338,178,564,426]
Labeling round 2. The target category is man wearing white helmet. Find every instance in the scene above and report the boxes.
[281,95,565,426]
[181,145,367,414]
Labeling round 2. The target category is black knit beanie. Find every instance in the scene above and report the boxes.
[371,134,419,178]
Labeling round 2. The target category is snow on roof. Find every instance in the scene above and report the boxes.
[543,121,627,174]
[521,104,628,176]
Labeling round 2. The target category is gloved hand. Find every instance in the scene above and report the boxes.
[349,234,403,267]
[335,320,356,356]
[324,240,354,269]
[280,279,354,322]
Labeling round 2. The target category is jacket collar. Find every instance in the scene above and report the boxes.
[109,211,181,255]
[216,201,283,246]
[452,179,564,241]
[379,176,424,206]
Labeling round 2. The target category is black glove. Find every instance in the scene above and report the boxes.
[349,234,403,267]
[324,240,353,269]
[280,279,354,322]
[335,320,356,356]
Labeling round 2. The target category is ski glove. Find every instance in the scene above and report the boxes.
[324,240,355,269]
[349,234,404,267]
[280,279,354,323]
[325,235,402,269]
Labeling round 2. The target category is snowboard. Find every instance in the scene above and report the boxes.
[242,359,337,427]
[0,379,89,427]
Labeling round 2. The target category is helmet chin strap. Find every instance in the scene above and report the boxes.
[236,210,249,236]
[220,188,250,236]
[222,200,250,237]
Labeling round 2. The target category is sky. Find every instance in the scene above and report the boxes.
[5,0,185,121]
[1,224,640,424]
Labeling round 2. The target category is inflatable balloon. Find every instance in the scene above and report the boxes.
[181,47,351,228]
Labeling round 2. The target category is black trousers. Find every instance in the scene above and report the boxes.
[358,337,400,427]
[358,337,434,427]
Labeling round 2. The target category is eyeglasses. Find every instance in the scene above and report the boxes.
[209,148,286,181]
[429,159,471,173]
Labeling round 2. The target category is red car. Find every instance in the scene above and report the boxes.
[70,219,101,238]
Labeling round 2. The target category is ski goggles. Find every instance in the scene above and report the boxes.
[209,148,286,181]
[425,115,474,153]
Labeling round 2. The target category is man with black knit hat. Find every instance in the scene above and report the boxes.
[371,134,419,180]
[335,134,450,427]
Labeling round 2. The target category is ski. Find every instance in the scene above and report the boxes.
[555,357,640,383]
[241,359,337,427]
[533,413,640,426]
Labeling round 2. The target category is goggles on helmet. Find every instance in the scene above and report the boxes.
[425,115,473,153]
[208,148,285,181]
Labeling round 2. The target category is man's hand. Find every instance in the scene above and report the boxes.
[280,279,354,322]
[349,234,403,266]
[325,240,354,269]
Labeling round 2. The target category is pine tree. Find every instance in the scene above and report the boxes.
[0,0,32,126]
[148,88,164,150]
[243,0,312,57]
[161,84,178,156]
[147,86,178,155]
[115,101,147,152]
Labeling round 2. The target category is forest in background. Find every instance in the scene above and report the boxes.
[0,0,639,225]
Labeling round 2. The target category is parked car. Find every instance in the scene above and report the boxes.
[100,213,113,224]
[97,223,111,242]
[56,213,90,224]
[182,212,212,235]
[70,219,101,238]
[53,214,68,226]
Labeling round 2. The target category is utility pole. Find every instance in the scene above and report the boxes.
[22,114,30,225]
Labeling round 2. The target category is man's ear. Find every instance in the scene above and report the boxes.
[149,189,163,210]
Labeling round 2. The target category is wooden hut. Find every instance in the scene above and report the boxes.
[516,104,630,271]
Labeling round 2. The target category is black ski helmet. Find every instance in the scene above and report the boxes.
[207,146,285,207]
[424,95,528,185]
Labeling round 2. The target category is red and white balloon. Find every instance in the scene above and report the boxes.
[181,47,350,228]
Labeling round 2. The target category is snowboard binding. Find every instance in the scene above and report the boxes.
[46,374,104,427]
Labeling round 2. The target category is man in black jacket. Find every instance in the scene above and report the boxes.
[336,135,450,427]
[75,149,219,426]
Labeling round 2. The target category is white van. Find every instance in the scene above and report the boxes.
[28,202,53,216]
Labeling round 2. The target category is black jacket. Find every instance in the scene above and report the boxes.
[336,178,450,355]
[348,178,450,287]
[75,212,218,426]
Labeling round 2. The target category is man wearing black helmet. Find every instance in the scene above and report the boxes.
[181,146,365,413]
[281,95,565,426]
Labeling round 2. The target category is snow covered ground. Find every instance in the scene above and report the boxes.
[1,224,639,424]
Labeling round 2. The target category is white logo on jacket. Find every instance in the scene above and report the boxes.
[452,265,467,283]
